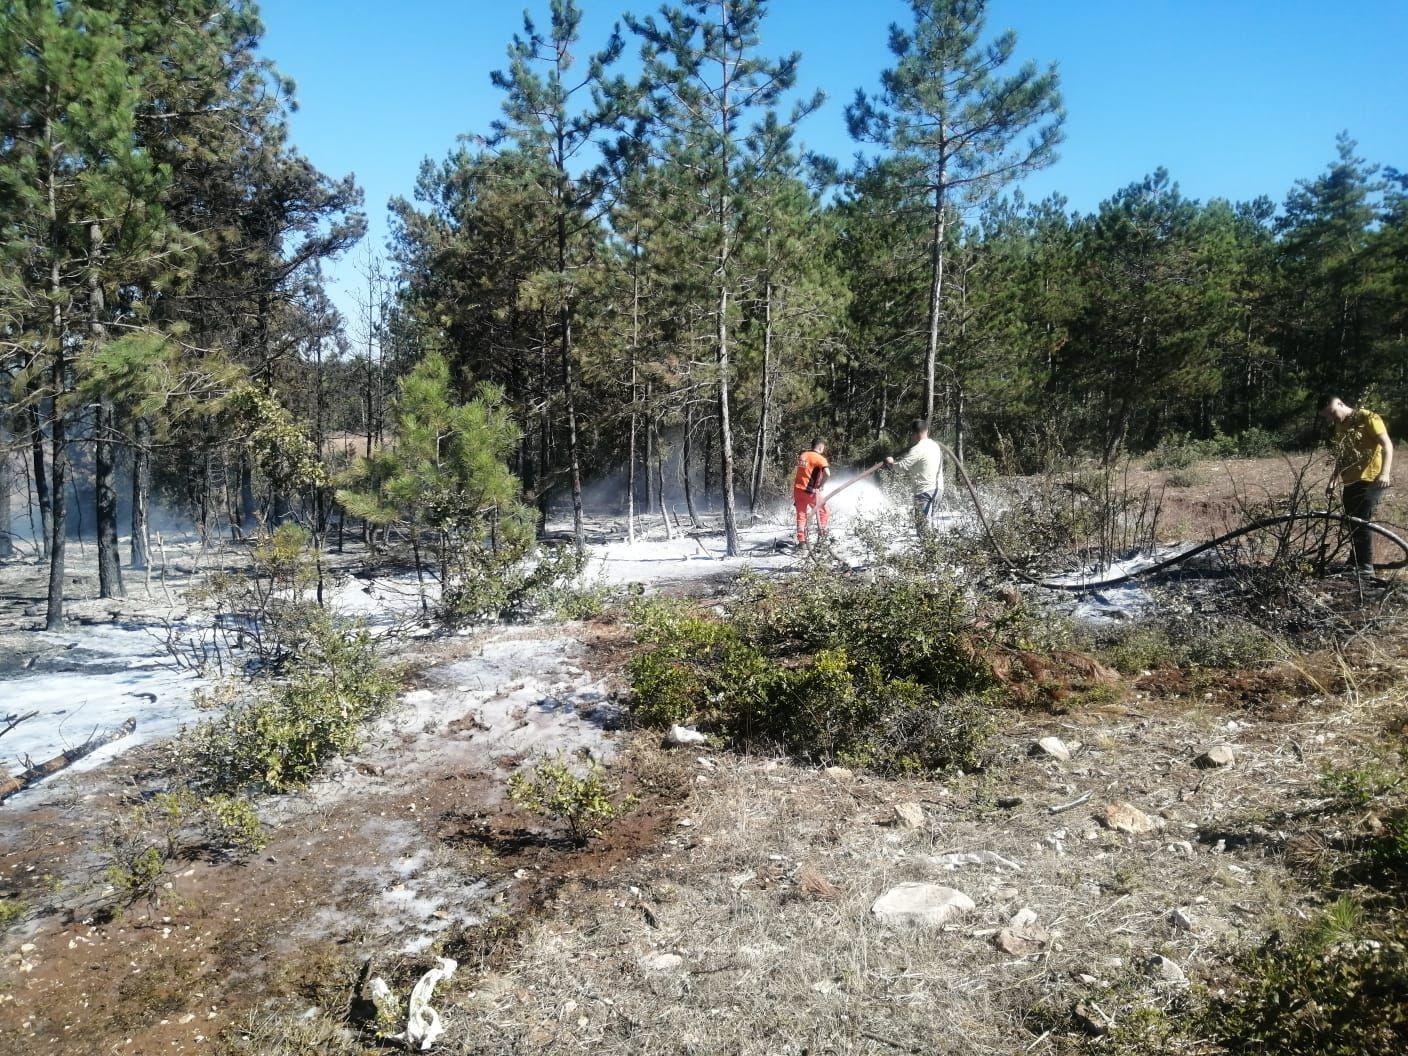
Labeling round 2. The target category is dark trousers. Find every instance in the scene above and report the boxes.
[913,491,936,538]
[1342,481,1382,568]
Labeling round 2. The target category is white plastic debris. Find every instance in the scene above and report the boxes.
[665,725,708,747]
[928,850,1023,872]
[369,957,458,1051]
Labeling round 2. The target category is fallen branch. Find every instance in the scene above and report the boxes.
[1047,790,1092,815]
[0,717,137,803]
[0,711,38,743]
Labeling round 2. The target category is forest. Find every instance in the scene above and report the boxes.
[2,0,1406,609]
[4,3,1408,1055]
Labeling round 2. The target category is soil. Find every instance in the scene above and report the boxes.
[1133,455,1408,556]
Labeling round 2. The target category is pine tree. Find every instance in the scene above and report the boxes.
[490,0,626,552]
[1275,134,1386,403]
[0,1,171,623]
[846,0,1063,450]
[627,0,820,555]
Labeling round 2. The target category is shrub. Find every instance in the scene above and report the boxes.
[1099,614,1279,674]
[1233,427,1281,459]
[508,755,636,845]
[1202,901,1408,1056]
[102,788,269,906]
[0,898,27,927]
[961,448,1000,484]
[627,570,1002,775]
[180,611,401,795]
[1165,465,1204,488]
[443,540,590,624]
[1145,433,1201,470]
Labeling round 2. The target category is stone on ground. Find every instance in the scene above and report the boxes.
[1195,744,1237,769]
[994,927,1050,955]
[665,725,708,747]
[870,883,975,928]
[1033,736,1070,762]
[1102,801,1158,835]
[1146,953,1187,984]
[892,802,926,829]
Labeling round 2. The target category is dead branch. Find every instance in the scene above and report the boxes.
[0,717,136,804]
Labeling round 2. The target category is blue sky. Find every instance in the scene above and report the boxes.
[257,0,1408,323]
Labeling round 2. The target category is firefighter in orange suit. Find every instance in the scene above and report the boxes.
[793,439,830,544]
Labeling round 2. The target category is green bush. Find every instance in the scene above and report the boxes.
[1145,433,1201,470]
[1367,811,1408,876]
[1202,901,1408,1056]
[1233,427,1282,459]
[443,541,591,624]
[508,755,636,845]
[181,611,401,794]
[1165,465,1204,488]
[626,570,1002,775]
[1100,615,1279,674]
[102,788,269,906]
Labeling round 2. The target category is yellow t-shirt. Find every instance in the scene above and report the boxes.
[1333,408,1389,483]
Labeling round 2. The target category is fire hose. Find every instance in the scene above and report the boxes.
[820,447,1408,593]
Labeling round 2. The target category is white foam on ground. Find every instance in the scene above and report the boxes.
[1,626,203,776]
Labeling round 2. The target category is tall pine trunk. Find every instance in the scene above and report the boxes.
[28,400,51,560]
[749,276,774,515]
[90,221,123,599]
[556,140,585,553]
[714,33,740,556]
[130,417,151,570]
[925,171,947,427]
[95,401,123,597]
[653,416,673,540]
[627,228,642,544]
[44,115,67,631]
[0,414,12,560]
[682,399,698,526]
[46,385,67,631]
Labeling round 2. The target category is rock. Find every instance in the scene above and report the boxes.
[823,766,854,782]
[892,802,926,829]
[1169,907,1197,932]
[1033,736,1071,762]
[871,883,975,928]
[665,725,708,747]
[995,927,1049,955]
[639,952,685,972]
[1072,1002,1111,1036]
[1010,907,1039,930]
[1146,954,1187,984]
[1102,801,1158,835]
[1195,745,1237,769]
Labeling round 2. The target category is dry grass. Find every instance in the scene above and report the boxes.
[406,692,1387,1056]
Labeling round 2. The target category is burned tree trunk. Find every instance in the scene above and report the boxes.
[130,417,151,570]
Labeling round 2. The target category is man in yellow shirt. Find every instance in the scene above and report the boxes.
[1322,396,1394,574]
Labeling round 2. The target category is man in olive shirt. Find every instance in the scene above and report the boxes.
[1322,395,1394,574]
